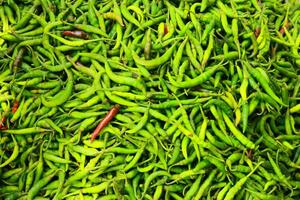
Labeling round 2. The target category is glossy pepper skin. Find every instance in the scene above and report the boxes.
[90,104,120,142]
[62,30,89,39]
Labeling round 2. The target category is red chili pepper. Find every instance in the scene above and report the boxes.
[164,24,169,35]
[279,21,289,36]
[254,28,261,38]
[11,101,19,113]
[90,104,121,142]
[0,116,6,129]
[62,30,89,39]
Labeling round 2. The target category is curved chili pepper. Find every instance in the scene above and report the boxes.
[279,21,289,35]
[62,30,89,39]
[0,125,8,130]
[0,116,6,129]
[164,23,168,35]
[90,104,120,142]
[254,27,261,38]
[13,47,26,73]
[11,101,19,113]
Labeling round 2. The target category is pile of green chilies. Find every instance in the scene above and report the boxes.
[1,0,300,199]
